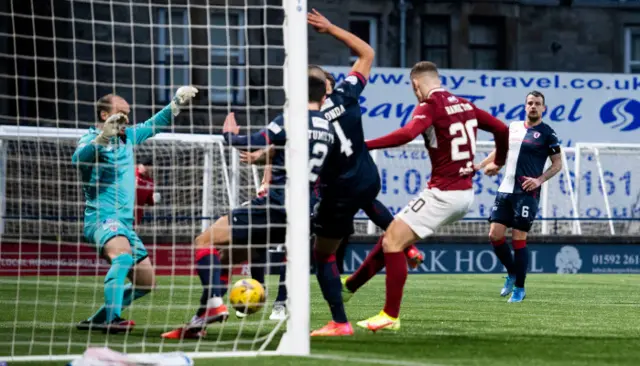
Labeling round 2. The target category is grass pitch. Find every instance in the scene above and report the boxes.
[1,274,639,365]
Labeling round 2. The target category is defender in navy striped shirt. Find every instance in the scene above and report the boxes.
[477,90,563,303]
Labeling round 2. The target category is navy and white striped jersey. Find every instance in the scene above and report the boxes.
[498,121,561,195]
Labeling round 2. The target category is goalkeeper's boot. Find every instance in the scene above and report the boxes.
[235,310,248,319]
[357,311,400,333]
[102,317,135,334]
[500,275,516,297]
[508,287,526,303]
[269,304,287,321]
[405,245,424,269]
[340,277,354,303]
[310,321,354,337]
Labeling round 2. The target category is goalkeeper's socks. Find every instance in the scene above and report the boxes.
[314,249,347,323]
[346,235,385,293]
[275,259,288,305]
[122,284,150,308]
[492,237,516,275]
[383,251,407,319]
[104,253,134,322]
[89,284,149,323]
[513,240,528,288]
[195,247,222,316]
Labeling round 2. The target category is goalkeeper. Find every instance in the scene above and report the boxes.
[71,87,198,333]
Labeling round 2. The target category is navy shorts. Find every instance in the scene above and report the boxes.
[230,196,287,245]
[488,192,539,232]
[313,182,381,239]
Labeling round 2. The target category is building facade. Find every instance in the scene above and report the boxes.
[1,0,640,130]
[311,0,640,73]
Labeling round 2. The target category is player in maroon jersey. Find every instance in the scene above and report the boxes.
[356,61,509,332]
[134,157,160,227]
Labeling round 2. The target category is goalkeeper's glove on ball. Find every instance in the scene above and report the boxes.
[171,86,199,116]
[96,113,127,146]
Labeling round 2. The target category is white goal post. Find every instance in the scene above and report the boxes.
[0,125,256,237]
[575,143,640,235]
[0,0,309,361]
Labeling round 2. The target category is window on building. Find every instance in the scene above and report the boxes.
[422,16,450,69]
[156,9,189,103]
[210,12,246,104]
[349,15,377,66]
[625,27,640,73]
[469,16,505,70]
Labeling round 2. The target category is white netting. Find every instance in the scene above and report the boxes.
[0,0,305,360]
[0,128,253,239]
[574,143,640,235]
[363,141,578,236]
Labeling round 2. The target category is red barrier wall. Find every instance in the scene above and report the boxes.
[0,242,249,276]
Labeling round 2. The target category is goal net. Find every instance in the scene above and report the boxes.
[574,143,640,235]
[0,0,308,362]
[366,141,578,236]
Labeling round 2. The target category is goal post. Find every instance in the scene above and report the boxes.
[0,0,309,360]
[0,126,297,361]
[574,143,640,235]
[0,125,246,235]
[279,0,310,357]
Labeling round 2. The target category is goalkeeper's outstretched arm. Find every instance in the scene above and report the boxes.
[127,86,198,145]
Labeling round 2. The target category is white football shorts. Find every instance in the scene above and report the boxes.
[396,187,474,239]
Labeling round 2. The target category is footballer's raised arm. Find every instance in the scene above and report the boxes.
[366,103,433,150]
[307,9,374,80]
[223,128,271,150]
[474,107,509,166]
[222,114,285,151]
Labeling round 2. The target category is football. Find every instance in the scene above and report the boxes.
[229,278,266,315]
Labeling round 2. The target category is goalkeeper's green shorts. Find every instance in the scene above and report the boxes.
[83,218,148,263]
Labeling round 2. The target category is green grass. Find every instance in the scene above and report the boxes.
[2,274,640,365]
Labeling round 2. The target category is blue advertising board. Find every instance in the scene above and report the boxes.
[342,242,640,274]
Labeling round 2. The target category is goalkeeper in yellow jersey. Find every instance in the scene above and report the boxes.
[72,87,197,333]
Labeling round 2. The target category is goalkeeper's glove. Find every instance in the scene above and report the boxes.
[95,113,127,146]
[170,86,199,116]
[152,192,161,204]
